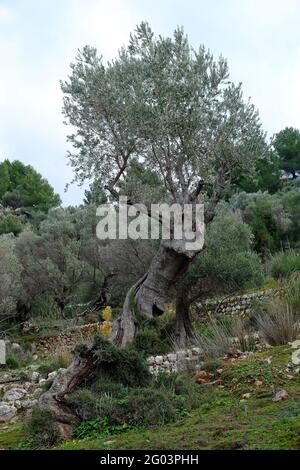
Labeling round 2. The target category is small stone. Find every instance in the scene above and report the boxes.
[31,371,40,383]
[0,404,17,422]
[242,393,251,399]
[167,353,177,363]
[291,340,300,349]
[272,390,289,402]
[155,356,163,365]
[47,371,57,381]
[23,382,33,391]
[14,400,23,410]
[176,350,187,361]
[292,349,300,366]
[38,378,47,387]
[191,347,201,355]
[21,399,38,410]
[195,370,210,384]
[253,380,263,388]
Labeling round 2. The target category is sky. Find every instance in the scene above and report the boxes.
[0,0,300,205]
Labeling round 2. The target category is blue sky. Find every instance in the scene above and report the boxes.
[0,0,300,205]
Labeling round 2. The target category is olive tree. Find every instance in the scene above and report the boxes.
[39,25,265,437]
[61,23,265,346]
[174,206,264,344]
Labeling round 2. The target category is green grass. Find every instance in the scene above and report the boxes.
[2,345,300,450]
[0,423,25,450]
[57,389,300,450]
[56,346,300,450]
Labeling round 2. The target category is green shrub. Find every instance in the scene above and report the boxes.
[91,378,128,399]
[133,325,168,356]
[73,417,134,440]
[5,354,20,369]
[192,320,232,360]
[152,371,178,395]
[269,250,300,279]
[31,294,59,319]
[125,388,176,427]
[285,273,300,312]
[24,406,59,448]
[255,299,298,346]
[172,375,203,410]
[91,335,150,387]
[0,214,24,236]
[66,389,99,421]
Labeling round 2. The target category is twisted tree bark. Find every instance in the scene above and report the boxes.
[112,238,200,346]
[39,343,98,440]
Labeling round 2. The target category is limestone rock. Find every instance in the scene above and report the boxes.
[31,371,40,383]
[0,404,17,422]
[272,390,289,402]
[47,371,57,381]
[3,388,27,402]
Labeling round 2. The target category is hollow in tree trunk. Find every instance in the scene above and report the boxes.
[111,238,199,346]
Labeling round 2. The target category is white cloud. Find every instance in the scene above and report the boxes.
[0,5,13,23]
[1,0,300,204]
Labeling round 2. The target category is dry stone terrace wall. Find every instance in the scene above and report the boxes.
[29,288,279,364]
[193,288,281,319]
[32,323,105,357]
[147,348,204,375]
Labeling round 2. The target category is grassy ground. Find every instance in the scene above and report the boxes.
[1,345,300,450]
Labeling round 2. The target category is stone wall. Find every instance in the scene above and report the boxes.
[32,322,110,357]
[193,288,280,319]
[147,348,204,375]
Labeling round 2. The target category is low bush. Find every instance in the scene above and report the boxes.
[285,273,300,313]
[30,294,59,319]
[5,354,20,369]
[124,387,177,427]
[255,299,298,345]
[50,346,72,369]
[269,250,300,279]
[91,378,128,399]
[231,317,257,352]
[66,389,99,421]
[24,406,59,448]
[37,348,72,377]
[192,320,232,360]
[73,417,134,440]
[133,325,168,356]
[91,335,150,387]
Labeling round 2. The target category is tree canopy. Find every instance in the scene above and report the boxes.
[273,127,300,179]
[0,159,61,213]
[61,22,265,213]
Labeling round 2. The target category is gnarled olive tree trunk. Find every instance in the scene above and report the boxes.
[112,238,200,346]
